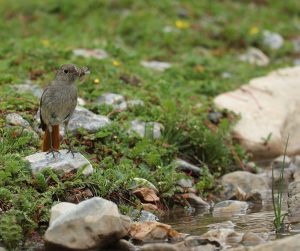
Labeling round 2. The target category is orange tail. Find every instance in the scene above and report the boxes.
[42,125,60,151]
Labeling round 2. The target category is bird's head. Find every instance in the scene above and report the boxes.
[56,64,90,83]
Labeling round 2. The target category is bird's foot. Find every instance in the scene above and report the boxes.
[67,145,76,158]
[46,148,60,158]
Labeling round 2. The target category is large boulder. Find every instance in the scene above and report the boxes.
[214,66,300,159]
[45,197,130,250]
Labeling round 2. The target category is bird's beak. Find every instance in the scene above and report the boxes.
[78,66,90,77]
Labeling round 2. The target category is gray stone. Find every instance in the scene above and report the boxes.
[77,97,86,106]
[241,231,266,246]
[238,47,269,66]
[176,236,220,251]
[129,120,163,139]
[141,243,179,251]
[262,30,284,50]
[45,197,130,249]
[177,178,193,188]
[139,210,159,222]
[13,81,43,98]
[271,155,292,169]
[97,93,127,110]
[49,202,76,225]
[207,221,235,230]
[294,59,300,66]
[221,171,269,199]
[68,106,110,134]
[106,239,135,251]
[293,38,300,53]
[73,48,108,60]
[25,149,93,175]
[173,159,201,177]
[127,99,144,108]
[6,113,30,127]
[213,200,249,217]
[141,61,171,71]
[186,193,210,209]
[221,72,232,79]
[288,181,300,223]
[230,233,300,251]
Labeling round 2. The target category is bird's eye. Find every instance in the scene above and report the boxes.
[64,69,69,74]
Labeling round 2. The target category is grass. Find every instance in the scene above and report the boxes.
[272,135,289,234]
[0,0,299,249]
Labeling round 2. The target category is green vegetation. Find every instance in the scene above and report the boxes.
[0,0,299,249]
[272,136,289,234]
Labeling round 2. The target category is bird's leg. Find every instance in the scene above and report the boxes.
[46,125,60,158]
[64,121,76,157]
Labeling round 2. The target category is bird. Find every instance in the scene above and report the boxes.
[39,64,89,157]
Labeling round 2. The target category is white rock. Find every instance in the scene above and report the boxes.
[6,113,30,127]
[213,200,249,217]
[177,178,193,188]
[68,106,110,134]
[25,149,93,175]
[239,47,269,66]
[97,93,127,110]
[49,202,76,225]
[77,97,86,106]
[214,66,300,158]
[73,48,108,60]
[45,197,130,249]
[262,30,284,50]
[127,99,144,108]
[129,120,163,139]
[141,61,171,71]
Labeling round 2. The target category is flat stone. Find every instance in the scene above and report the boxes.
[262,30,284,50]
[173,159,201,176]
[241,231,266,246]
[238,47,269,66]
[177,178,193,188]
[141,61,171,71]
[129,120,163,139]
[230,233,300,251]
[6,113,30,127]
[133,187,160,203]
[97,93,127,110]
[13,81,43,98]
[140,243,179,251]
[73,48,108,60]
[214,66,300,158]
[25,149,93,175]
[213,200,249,217]
[45,197,130,250]
[182,193,210,209]
[68,106,110,134]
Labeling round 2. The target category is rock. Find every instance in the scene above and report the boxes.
[129,222,181,242]
[177,178,193,188]
[133,187,160,203]
[201,228,243,248]
[77,97,86,106]
[238,47,269,66]
[241,231,266,246]
[271,155,292,169]
[25,149,93,175]
[49,202,76,225]
[182,193,210,209]
[214,66,300,159]
[68,106,110,134]
[262,30,284,50]
[73,48,108,60]
[0,248,7,251]
[208,112,223,124]
[213,200,249,217]
[221,171,269,199]
[141,243,179,251]
[139,210,159,222]
[173,159,201,177]
[288,181,300,223]
[230,233,300,251]
[293,38,300,53]
[142,203,159,212]
[6,113,30,127]
[129,120,163,139]
[207,221,235,230]
[45,197,130,249]
[127,99,144,108]
[131,178,159,193]
[106,239,135,251]
[176,236,221,251]
[221,72,232,79]
[97,93,127,110]
[294,59,300,66]
[13,81,43,98]
[141,61,172,71]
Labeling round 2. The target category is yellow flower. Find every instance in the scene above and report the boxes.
[175,20,190,29]
[41,39,49,47]
[249,26,259,35]
[112,60,121,67]
[94,78,100,84]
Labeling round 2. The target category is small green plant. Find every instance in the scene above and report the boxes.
[272,135,289,234]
